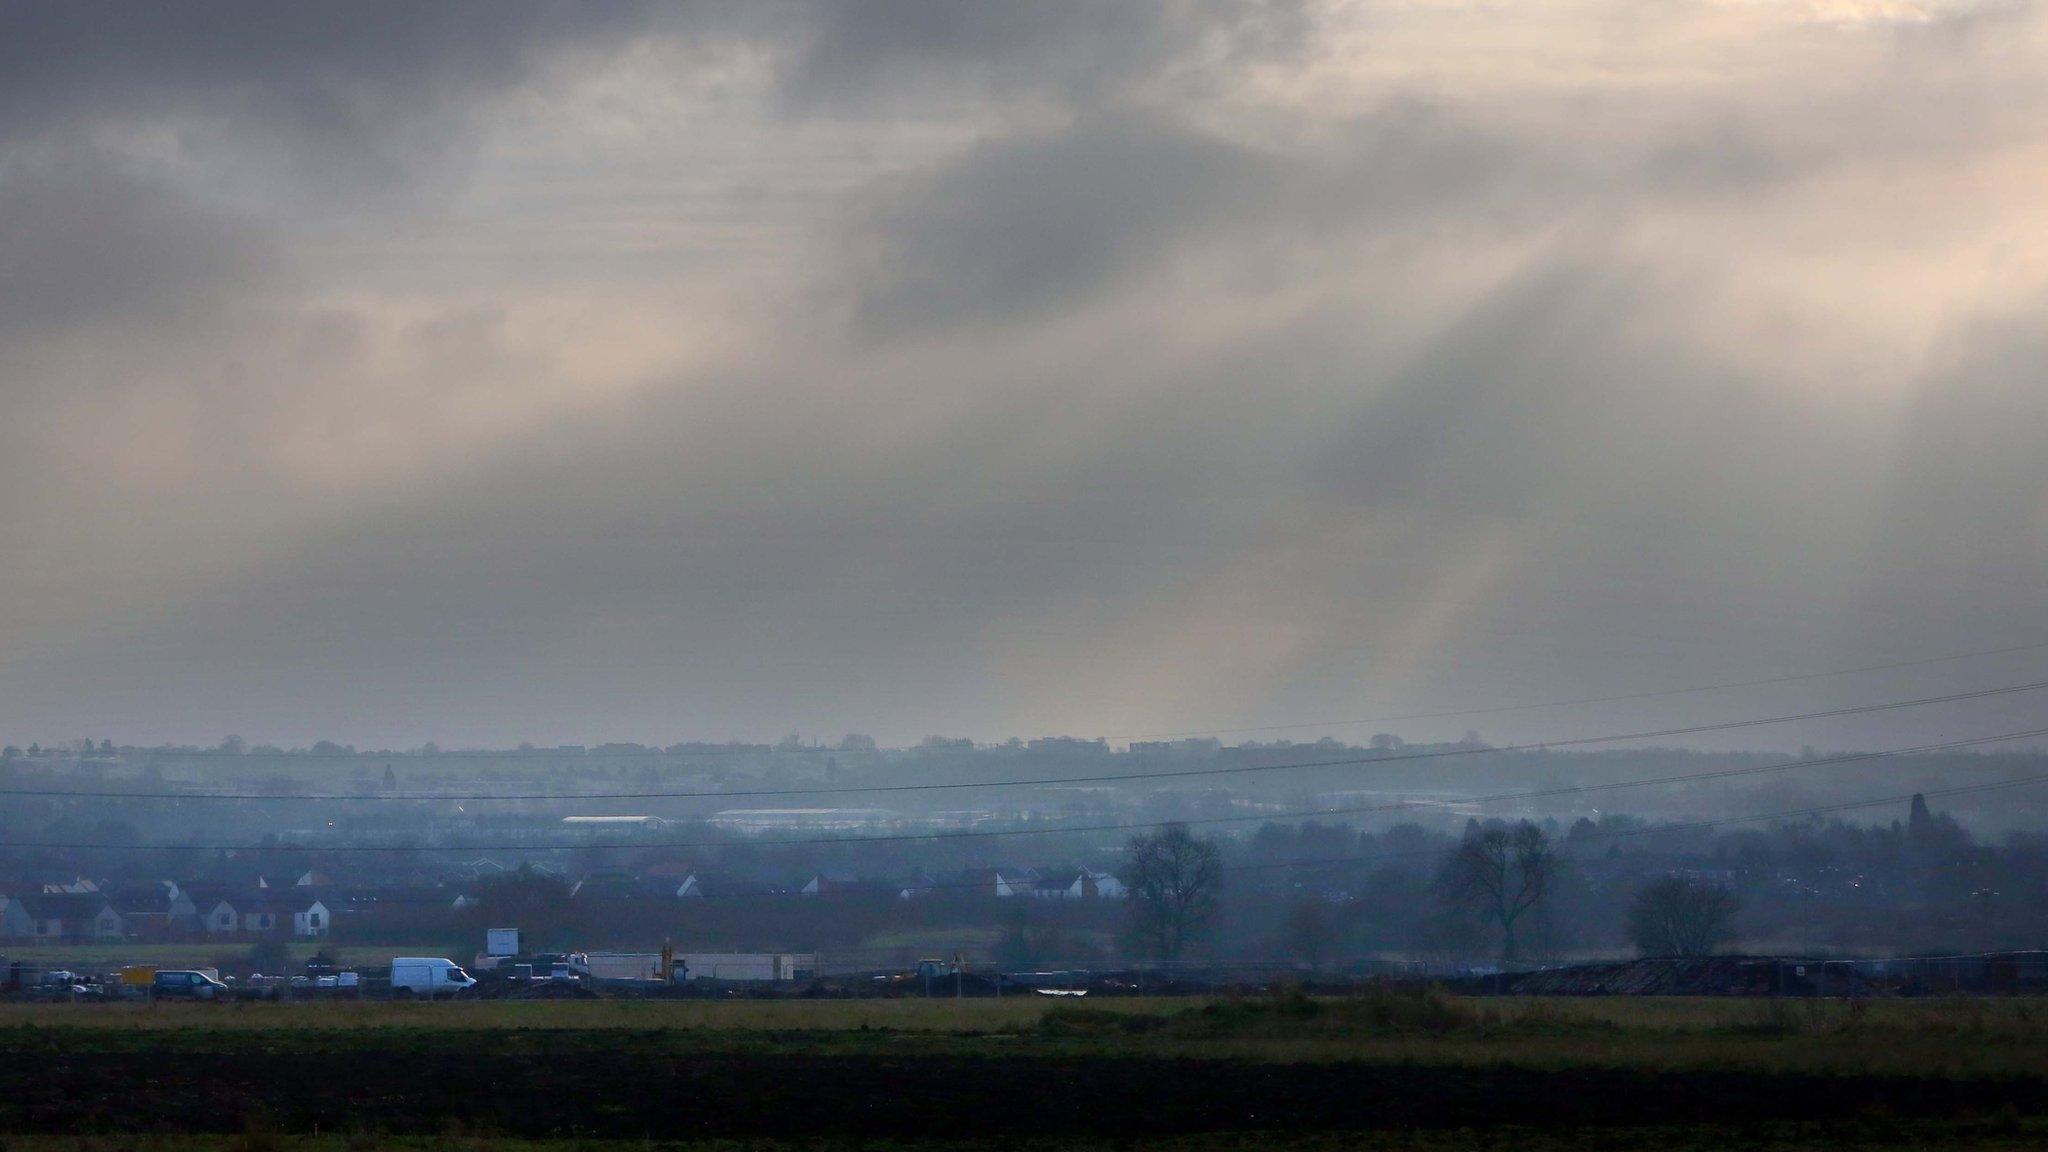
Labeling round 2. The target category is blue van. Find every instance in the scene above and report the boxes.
[153,970,229,1000]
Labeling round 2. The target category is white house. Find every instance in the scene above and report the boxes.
[292,899,331,938]
[195,897,241,934]
[239,897,284,935]
[0,896,33,940]
[17,895,122,940]
[86,902,125,940]
[895,874,938,900]
[40,877,99,895]
[1067,870,1126,899]
[801,872,863,897]
[1014,870,1127,900]
[165,887,200,927]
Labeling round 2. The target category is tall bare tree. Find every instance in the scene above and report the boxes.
[1440,822,1555,964]
[1627,876,1740,957]
[1281,898,1340,973]
[1125,822,1223,962]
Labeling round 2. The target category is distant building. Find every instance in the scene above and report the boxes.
[165,887,202,931]
[710,808,900,833]
[561,815,668,833]
[1126,738,1222,757]
[239,896,286,935]
[990,870,1033,898]
[991,869,1125,900]
[895,873,940,900]
[15,894,122,941]
[673,872,792,900]
[801,872,855,897]
[674,953,818,982]
[1068,870,1126,899]
[40,877,100,895]
[0,896,33,940]
[292,899,331,938]
[191,895,241,934]
[571,868,649,901]
[1026,737,1110,756]
[103,884,178,939]
[801,873,896,899]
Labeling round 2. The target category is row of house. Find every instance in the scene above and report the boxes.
[22,871,335,893]
[0,883,331,942]
[663,867,1127,902]
[0,860,1130,939]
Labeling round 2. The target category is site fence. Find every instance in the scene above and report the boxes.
[6,949,2048,1000]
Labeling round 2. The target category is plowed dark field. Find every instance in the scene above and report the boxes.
[2,996,2044,1146]
[1,1039,2042,1139]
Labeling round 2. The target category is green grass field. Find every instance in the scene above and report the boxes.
[3,988,2038,1035]
[5,993,2048,1075]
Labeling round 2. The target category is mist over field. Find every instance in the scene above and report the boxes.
[6,728,2048,968]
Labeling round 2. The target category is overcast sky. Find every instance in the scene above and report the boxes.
[3,1,2047,752]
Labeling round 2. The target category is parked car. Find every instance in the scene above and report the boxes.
[152,970,229,1001]
[26,980,105,1002]
[389,957,475,999]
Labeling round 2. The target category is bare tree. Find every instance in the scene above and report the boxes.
[1125,822,1223,962]
[1627,876,1740,957]
[1281,899,1340,973]
[1440,822,1555,964]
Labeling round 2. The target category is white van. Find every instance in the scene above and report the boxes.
[389,957,476,999]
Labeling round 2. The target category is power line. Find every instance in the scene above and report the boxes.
[7,724,2043,854]
[1107,638,2048,741]
[9,678,2046,803]
[49,743,849,761]
[24,638,2047,759]
[527,769,2048,901]
[1210,771,2048,884]
[17,768,2038,912]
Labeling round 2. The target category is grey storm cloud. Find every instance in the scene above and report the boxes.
[780,0,1310,111]
[0,1,1299,152]
[0,150,266,342]
[0,3,657,144]
[848,104,1546,335]
[2,0,2047,753]
[851,115,1269,332]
